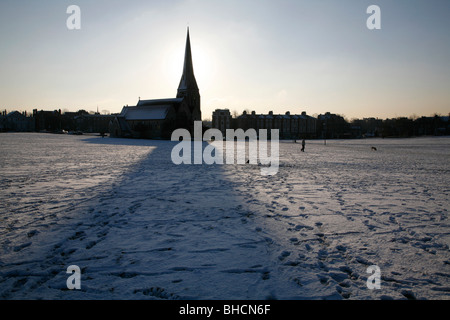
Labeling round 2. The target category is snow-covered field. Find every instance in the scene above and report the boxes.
[0,133,449,300]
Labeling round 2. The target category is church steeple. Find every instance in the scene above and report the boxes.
[178,27,198,93]
[177,27,201,121]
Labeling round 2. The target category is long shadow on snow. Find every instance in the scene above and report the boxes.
[25,136,275,299]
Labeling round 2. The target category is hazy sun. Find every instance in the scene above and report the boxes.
[162,40,216,91]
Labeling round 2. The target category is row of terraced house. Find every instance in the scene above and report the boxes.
[212,109,450,139]
[212,109,319,139]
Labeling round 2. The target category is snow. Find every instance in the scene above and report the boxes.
[0,133,449,300]
[122,105,171,120]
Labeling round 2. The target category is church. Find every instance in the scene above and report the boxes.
[109,28,201,139]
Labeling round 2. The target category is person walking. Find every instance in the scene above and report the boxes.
[301,139,305,152]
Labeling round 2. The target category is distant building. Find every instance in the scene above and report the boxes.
[317,112,350,139]
[224,110,317,139]
[212,109,232,136]
[414,115,450,136]
[33,109,62,132]
[73,113,114,134]
[350,117,383,138]
[0,110,8,132]
[4,111,34,132]
[110,28,201,139]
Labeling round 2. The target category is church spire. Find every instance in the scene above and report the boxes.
[177,28,201,124]
[178,27,198,93]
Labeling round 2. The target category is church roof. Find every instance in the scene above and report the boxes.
[136,98,183,107]
[121,103,176,121]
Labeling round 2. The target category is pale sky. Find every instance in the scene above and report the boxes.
[0,0,449,120]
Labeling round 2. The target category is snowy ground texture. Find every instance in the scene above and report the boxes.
[0,133,449,300]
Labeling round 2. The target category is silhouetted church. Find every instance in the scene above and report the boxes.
[110,28,201,139]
